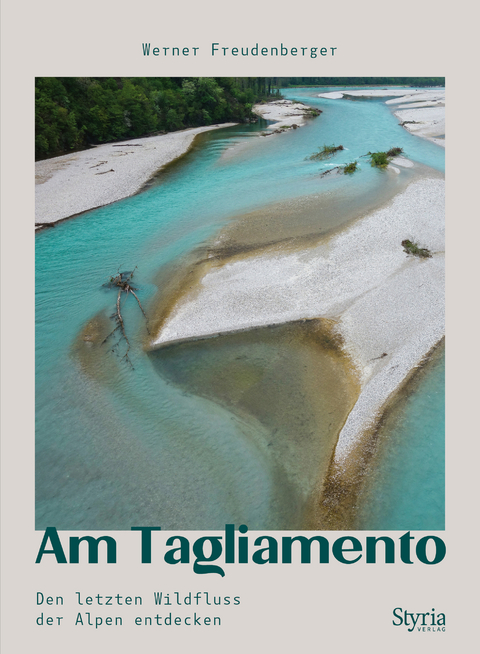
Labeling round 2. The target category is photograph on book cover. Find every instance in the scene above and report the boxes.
[34,77,445,534]
[1,2,478,653]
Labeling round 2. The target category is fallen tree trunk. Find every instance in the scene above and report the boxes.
[102,268,149,367]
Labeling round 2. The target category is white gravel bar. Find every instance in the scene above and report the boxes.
[318,89,444,103]
[253,99,313,129]
[152,178,444,463]
[394,106,445,144]
[35,124,237,226]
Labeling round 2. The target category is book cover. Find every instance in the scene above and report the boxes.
[1,2,477,652]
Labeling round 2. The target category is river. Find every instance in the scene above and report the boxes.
[35,87,445,530]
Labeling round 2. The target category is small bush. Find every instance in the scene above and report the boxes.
[386,147,404,158]
[367,147,404,168]
[309,144,344,161]
[401,239,432,258]
[369,151,389,167]
[343,161,358,174]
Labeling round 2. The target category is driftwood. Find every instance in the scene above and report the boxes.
[370,352,388,361]
[309,144,344,161]
[320,166,342,177]
[102,268,149,367]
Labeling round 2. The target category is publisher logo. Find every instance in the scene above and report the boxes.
[392,608,445,632]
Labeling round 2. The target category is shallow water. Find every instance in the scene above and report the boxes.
[150,320,359,530]
[355,345,445,530]
[35,86,445,530]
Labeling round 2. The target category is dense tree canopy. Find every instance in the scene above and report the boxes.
[35,77,280,160]
[35,77,444,160]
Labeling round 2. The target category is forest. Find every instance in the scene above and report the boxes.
[35,77,279,160]
[35,77,445,160]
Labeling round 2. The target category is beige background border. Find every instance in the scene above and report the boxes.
[1,1,478,651]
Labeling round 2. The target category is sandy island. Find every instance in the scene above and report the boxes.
[151,176,445,470]
[318,88,445,147]
[253,99,317,130]
[35,123,237,228]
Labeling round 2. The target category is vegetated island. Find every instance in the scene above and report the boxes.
[253,99,321,132]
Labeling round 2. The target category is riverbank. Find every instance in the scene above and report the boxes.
[151,176,444,472]
[35,123,237,228]
[318,88,445,146]
[35,101,319,230]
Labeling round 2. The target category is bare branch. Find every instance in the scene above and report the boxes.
[101,268,149,367]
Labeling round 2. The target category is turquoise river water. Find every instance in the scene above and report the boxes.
[35,87,445,530]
